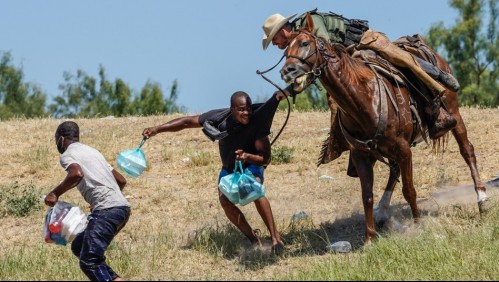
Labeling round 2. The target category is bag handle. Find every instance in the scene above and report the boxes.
[137,138,146,151]
[233,160,244,173]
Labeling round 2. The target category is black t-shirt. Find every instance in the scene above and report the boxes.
[198,95,279,171]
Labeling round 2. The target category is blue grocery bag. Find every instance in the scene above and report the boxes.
[117,139,147,177]
[218,161,265,206]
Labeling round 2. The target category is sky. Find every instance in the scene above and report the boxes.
[1,0,458,114]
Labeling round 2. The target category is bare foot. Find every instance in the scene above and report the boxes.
[271,242,284,256]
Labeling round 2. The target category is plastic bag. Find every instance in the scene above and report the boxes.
[43,201,87,246]
[117,138,147,177]
[218,161,265,206]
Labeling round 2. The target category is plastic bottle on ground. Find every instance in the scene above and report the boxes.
[330,241,352,253]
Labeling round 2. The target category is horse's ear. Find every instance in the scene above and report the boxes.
[304,12,314,33]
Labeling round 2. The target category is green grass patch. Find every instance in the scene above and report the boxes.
[0,182,42,217]
[272,146,294,164]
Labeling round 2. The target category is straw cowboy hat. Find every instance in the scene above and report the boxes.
[262,13,297,50]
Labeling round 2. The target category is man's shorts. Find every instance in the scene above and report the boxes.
[218,164,265,184]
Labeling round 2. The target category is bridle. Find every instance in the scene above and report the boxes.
[254,32,334,146]
[284,31,334,87]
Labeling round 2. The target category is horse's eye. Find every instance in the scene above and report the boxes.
[301,41,309,48]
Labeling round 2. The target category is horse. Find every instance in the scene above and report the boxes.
[280,13,490,245]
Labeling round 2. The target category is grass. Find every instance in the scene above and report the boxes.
[0,182,42,217]
[284,205,499,281]
[1,204,497,280]
[0,107,497,280]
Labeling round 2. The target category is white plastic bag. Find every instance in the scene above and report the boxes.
[43,201,87,246]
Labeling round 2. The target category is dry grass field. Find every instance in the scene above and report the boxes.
[0,107,497,280]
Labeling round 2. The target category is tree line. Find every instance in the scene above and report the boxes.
[0,52,185,120]
[0,0,497,120]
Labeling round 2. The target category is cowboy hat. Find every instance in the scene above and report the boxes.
[262,13,297,50]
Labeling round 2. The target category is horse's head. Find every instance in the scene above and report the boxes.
[280,13,328,93]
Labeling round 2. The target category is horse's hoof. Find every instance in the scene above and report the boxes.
[478,198,492,214]
[270,242,285,256]
[375,216,389,230]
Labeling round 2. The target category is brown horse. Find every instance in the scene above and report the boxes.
[280,13,490,245]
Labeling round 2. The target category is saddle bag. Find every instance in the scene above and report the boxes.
[293,9,369,46]
[344,18,370,46]
[394,34,437,64]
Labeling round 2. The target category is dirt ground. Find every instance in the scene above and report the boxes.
[101,108,498,249]
[0,107,497,280]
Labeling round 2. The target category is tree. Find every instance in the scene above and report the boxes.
[164,79,187,114]
[133,79,186,116]
[49,69,97,118]
[112,78,132,115]
[137,81,165,115]
[50,65,186,118]
[426,0,498,107]
[0,52,47,120]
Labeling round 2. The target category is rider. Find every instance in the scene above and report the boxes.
[262,9,459,140]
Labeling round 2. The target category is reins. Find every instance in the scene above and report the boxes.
[255,32,328,147]
[256,56,292,146]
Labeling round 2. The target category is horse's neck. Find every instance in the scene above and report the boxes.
[320,59,378,131]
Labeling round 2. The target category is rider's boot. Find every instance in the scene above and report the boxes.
[437,70,460,92]
[428,102,457,139]
[414,57,461,93]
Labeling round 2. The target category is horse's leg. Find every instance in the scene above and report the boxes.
[350,150,377,245]
[449,110,489,212]
[326,91,356,176]
[442,88,489,213]
[375,159,400,226]
[397,146,421,222]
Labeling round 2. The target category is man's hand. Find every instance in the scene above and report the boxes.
[44,191,58,207]
[142,127,158,139]
[235,149,248,162]
[274,89,291,101]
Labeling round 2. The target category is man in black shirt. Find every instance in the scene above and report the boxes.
[142,91,285,254]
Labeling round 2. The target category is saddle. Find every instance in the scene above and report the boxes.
[394,34,437,65]
[317,36,435,168]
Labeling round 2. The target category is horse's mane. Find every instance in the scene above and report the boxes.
[289,30,374,86]
[327,42,373,86]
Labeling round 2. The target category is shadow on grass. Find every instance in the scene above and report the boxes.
[182,222,281,270]
[180,199,464,271]
[262,201,447,258]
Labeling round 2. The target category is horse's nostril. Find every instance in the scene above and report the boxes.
[281,65,296,76]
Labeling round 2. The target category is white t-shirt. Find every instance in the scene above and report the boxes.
[60,142,130,211]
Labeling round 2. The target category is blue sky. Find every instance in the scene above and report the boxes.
[1,1,458,114]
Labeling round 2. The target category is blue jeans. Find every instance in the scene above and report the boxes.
[71,206,131,281]
[218,164,265,184]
